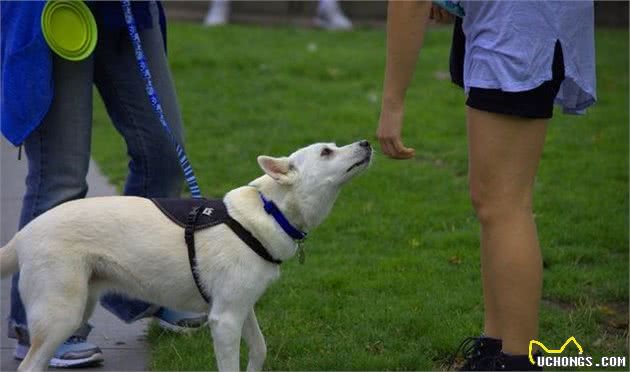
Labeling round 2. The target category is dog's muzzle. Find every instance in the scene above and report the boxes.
[346,141,372,173]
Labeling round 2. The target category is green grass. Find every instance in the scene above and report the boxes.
[91,24,628,370]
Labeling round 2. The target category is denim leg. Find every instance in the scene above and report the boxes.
[9,54,94,336]
[94,8,186,322]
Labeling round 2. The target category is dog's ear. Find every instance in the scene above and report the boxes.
[257,156,295,185]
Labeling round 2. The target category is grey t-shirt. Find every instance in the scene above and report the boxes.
[459,0,596,114]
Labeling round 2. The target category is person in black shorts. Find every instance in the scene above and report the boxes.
[376,2,595,370]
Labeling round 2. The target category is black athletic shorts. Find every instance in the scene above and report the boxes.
[449,17,565,119]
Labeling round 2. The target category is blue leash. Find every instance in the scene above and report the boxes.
[121,1,202,198]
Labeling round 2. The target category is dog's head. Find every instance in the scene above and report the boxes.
[252,140,372,230]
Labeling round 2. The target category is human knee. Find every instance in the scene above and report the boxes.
[469,184,533,225]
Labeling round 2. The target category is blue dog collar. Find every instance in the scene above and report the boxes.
[259,193,307,241]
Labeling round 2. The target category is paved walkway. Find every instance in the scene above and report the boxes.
[0,137,149,371]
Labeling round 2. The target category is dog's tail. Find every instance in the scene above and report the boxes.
[0,236,19,278]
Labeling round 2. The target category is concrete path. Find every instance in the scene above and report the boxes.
[0,137,149,371]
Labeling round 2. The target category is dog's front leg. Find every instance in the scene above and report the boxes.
[242,308,266,371]
[209,303,248,372]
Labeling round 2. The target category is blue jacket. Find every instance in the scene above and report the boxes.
[1,1,166,146]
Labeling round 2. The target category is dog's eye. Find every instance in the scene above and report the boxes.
[320,147,333,157]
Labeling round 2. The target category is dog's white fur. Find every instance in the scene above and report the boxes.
[0,141,371,372]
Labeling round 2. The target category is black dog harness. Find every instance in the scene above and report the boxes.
[151,198,282,303]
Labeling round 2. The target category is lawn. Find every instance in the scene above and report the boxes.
[91,24,628,371]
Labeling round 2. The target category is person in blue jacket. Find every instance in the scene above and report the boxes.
[1,1,207,368]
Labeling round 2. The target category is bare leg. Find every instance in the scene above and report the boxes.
[242,309,267,371]
[467,107,547,355]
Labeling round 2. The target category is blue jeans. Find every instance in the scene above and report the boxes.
[9,11,185,334]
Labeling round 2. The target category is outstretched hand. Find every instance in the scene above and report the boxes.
[376,107,415,160]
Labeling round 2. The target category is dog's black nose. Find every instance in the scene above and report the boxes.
[359,140,370,148]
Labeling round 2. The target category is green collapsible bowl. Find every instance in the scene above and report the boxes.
[41,0,97,61]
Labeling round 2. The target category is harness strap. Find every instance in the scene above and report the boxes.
[184,204,282,304]
[185,207,212,303]
[223,217,283,265]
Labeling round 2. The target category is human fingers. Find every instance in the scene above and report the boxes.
[379,136,414,160]
[391,137,415,159]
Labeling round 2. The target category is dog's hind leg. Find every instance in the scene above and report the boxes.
[81,288,100,325]
[18,305,85,372]
[242,309,266,372]
[209,300,249,372]
[18,268,89,372]
[17,334,49,372]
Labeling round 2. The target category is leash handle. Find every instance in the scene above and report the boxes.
[121,1,202,199]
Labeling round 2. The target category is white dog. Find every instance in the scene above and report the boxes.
[0,140,372,372]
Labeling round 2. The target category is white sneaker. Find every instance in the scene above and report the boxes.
[203,0,230,26]
[13,324,104,368]
[154,307,207,333]
[314,1,353,30]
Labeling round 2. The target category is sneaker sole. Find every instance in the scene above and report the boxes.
[49,352,104,368]
[14,344,104,368]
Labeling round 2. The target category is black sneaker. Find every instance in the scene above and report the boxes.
[450,336,502,371]
[494,352,543,371]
